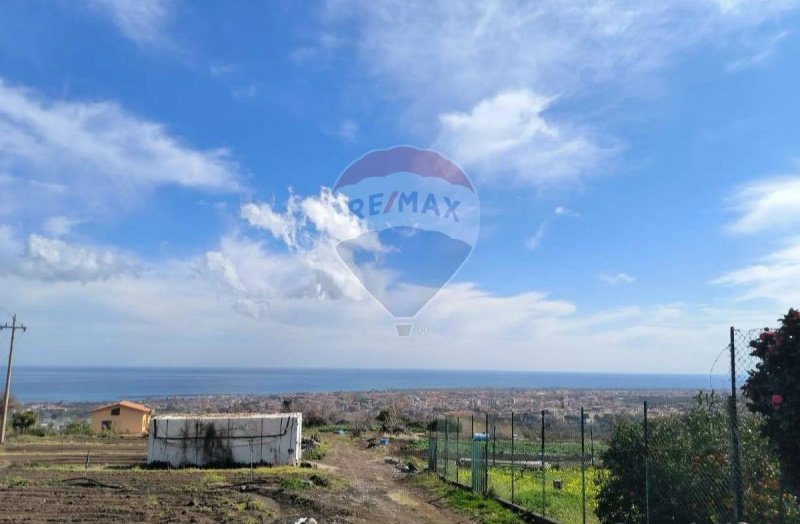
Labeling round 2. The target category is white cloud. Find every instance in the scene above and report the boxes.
[240,201,298,247]
[0,79,240,218]
[713,237,800,305]
[598,272,637,285]
[525,223,547,251]
[337,119,359,143]
[726,175,800,234]
[43,216,85,237]
[328,0,797,109]
[0,224,23,261]
[718,172,800,304]
[206,188,376,316]
[554,206,578,217]
[290,32,344,65]
[89,0,172,49]
[16,234,139,283]
[525,205,579,250]
[231,83,258,99]
[0,263,775,372]
[437,89,611,186]
[726,30,789,72]
[315,1,797,186]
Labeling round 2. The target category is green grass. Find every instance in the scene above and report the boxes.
[202,471,226,484]
[0,476,30,488]
[301,441,329,460]
[403,438,429,451]
[439,463,601,524]
[279,477,309,490]
[411,473,521,524]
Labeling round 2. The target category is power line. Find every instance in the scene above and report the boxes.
[0,315,27,445]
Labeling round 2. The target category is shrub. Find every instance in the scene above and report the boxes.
[63,420,93,436]
[11,410,37,434]
[743,309,800,497]
[596,393,795,523]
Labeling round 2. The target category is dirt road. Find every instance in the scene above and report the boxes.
[319,434,473,523]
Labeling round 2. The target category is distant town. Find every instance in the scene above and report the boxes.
[27,387,700,432]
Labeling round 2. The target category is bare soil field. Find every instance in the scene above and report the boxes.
[0,434,481,523]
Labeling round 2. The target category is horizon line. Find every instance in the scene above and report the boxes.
[13,365,722,376]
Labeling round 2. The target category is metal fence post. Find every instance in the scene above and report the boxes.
[445,416,449,479]
[484,413,489,495]
[729,326,743,522]
[581,407,586,524]
[492,418,497,467]
[644,401,650,524]
[511,411,515,504]
[541,409,546,517]
[456,415,460,484]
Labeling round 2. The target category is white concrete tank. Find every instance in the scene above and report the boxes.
[147,413,302,467]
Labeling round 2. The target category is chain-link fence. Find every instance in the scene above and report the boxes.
[713,328,800,523]
[429,409,600,523]
[426,326,800,523]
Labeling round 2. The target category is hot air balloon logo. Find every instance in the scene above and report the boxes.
[333,146,480,335]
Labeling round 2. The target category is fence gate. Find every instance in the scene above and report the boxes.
[471,434,487,494]
[428,432,438,471]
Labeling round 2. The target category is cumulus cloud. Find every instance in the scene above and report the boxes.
[436,89,611,186]
[205,188,375,316]
[9,234,140,283]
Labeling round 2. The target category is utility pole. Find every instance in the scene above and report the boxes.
[1,315,26,445]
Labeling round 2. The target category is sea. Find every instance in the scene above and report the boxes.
[10,367,723,403]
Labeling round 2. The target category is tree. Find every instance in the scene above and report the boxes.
[595,416,647,523]
[11,410,37,434]
[743,308,800,496]
[596,393,795,523]
[596,395,734,523]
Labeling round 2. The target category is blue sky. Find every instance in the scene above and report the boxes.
[1,0,800,372]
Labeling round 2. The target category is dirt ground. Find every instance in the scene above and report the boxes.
[0,434,476,523]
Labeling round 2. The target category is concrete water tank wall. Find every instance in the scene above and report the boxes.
[147,413,302,467]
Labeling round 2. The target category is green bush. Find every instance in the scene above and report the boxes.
[11,411,37,434]
[63,420,93,435]
[743,309,800,497]
[302,441,328,460]
[596,393,797,523]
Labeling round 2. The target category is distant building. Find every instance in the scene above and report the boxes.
[89,400,153,436]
